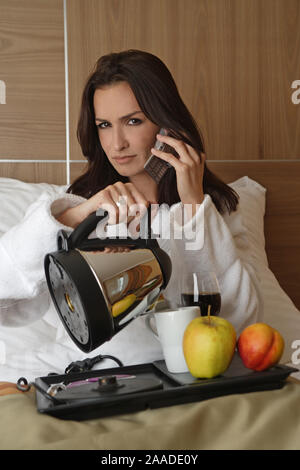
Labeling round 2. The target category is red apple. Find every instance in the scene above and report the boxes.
[237,322,284,371]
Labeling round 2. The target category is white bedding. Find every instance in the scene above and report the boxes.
[0,176,299,382]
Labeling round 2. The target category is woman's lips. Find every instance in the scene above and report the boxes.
[113,155,136,164]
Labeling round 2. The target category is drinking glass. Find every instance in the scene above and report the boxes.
[180,271,221,316]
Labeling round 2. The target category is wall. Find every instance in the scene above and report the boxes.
[0,0,66,183]
[0,0,300,183]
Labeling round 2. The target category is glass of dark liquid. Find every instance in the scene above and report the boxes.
[180,271,221,316]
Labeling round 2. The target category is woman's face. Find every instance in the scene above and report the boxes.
[93,81,160,178]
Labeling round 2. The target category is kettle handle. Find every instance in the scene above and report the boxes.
[68,209,109,250]
[57,207,155,252]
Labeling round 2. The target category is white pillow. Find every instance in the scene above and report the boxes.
[229,176,268,267]
[229,176,300,365]
[0,177,68,236]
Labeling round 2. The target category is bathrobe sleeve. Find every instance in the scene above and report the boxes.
[0,191,86,326]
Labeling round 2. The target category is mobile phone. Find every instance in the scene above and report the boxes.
[144,128,173,184]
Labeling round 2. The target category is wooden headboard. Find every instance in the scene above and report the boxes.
[208,161,300,310]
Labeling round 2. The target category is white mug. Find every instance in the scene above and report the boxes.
[145,306,200,373]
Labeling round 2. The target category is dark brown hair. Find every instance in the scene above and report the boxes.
[68,49,239,214]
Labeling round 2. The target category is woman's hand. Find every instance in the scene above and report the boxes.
[57,182,150,229]
[56,182,152,253]
[82,181,150,225]
[151,133,205,210]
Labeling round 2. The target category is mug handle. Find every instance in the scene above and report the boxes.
[145,313,159,339]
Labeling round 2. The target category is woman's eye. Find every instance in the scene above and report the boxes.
[97,122,110,129]
[128,118,142,125]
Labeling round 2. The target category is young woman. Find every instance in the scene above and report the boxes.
[0,50,263,380]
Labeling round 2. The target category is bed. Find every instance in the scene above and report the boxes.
[0,161,300,450]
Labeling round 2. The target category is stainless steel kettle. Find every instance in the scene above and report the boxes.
[44,209,172,352]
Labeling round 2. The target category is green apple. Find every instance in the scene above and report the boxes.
[183,315,237,378]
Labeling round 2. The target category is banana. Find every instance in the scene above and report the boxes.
[111,294,137,318]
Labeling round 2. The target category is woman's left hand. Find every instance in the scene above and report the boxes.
[150,133,205,207]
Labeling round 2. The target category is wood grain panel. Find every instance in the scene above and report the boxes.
[67,0,300,162]
[0,162,67,185]
[70,161,88,184]
[0,0,65,159]
[209,161,300,309]
[259,0,300,158]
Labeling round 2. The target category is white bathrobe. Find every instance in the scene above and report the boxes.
[0,190,263,381]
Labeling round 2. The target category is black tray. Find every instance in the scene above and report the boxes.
[34,353,297,421]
